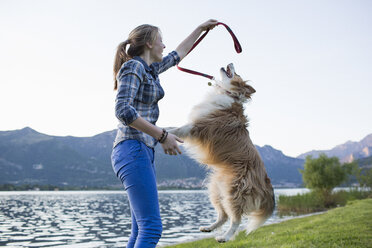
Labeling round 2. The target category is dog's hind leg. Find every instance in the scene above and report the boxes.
[215,218,241,243]
[215,196,242,242]
[199,202,228,232]
[200,175,228,232]
[167,124,193,139]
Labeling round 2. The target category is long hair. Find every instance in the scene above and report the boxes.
[113,24,159,90]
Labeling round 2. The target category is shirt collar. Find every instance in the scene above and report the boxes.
[133,56,154,74]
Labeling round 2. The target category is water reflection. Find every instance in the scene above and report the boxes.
[0,189,309,247]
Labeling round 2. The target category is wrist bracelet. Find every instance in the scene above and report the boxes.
[159,129,168,143]
[160,131,168,143]
[158,129,166,143]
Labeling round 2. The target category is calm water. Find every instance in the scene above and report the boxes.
[0,189,309,247]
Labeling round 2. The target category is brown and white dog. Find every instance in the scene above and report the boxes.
[168,63,275,242]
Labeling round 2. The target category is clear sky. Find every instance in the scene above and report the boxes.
[1,0,371,157]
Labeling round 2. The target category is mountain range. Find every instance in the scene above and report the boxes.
[0,127,371,188]
[297,134,372,163]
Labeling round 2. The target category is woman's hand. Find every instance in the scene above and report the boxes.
[198,19,219,32]
[161,133,184,155]
[176,19,219,61]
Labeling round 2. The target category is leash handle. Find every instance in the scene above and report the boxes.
[217,22,242,53]
[177,22,242,80]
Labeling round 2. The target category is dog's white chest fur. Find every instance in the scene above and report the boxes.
[188,89,234,123]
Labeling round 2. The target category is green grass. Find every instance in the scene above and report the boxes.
[165,199,372,248]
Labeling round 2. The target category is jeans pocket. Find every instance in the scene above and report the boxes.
[111,139,142,176]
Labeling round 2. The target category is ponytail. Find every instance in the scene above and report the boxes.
[113,40,130,90]
[113,24,159,90]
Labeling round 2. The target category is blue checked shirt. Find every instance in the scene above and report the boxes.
[113,51,180,148]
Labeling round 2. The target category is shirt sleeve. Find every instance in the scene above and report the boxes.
[115,60,144,125]
[151,50,180,75]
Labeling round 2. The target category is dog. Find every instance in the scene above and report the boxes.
[168,63,275,242]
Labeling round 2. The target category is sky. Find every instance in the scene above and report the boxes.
[0,0,371,157]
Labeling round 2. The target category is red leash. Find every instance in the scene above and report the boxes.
[177,22,242,80]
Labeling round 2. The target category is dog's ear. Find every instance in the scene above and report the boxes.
[244,85,256,97]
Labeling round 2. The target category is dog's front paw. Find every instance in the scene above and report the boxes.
[166,124,193,138]
[215,236,228,243]
[167,128,177,135]
[164,127,174,132]
[199,226,213,232]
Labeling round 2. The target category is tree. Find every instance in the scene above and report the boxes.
[300,154,348,199]
[342,161,359,186]
[357,168,372,189]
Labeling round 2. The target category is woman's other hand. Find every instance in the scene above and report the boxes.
[161,133,184,155]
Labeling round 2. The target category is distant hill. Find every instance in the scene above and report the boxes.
[356,155,372,169]
[297,134,372,163]
[255,145,304,187]
[0,127,116,187]
[0,127,304,188]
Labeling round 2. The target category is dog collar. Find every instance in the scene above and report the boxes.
[213,83,241,101]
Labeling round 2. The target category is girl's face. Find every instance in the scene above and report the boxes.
[149,32,165,63]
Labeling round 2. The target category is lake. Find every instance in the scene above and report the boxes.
[0,188,310,247]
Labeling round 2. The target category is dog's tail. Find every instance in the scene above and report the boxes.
[245,188,275,235]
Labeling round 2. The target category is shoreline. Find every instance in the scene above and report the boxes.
[0,185,305,192]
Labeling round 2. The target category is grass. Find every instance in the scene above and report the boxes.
[165,198,372,248]
[277,189,371,215]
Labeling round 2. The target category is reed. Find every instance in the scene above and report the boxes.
[277,188,371,215]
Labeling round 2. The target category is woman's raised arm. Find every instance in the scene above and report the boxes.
[175,19,218,61]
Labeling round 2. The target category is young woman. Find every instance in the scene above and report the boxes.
[111,19,218,248]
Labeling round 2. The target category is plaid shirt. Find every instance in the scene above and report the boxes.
[113,51,180,148]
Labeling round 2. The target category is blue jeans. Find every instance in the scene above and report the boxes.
[111,139,162,248]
